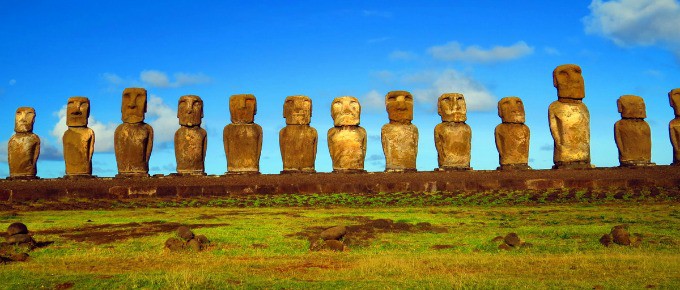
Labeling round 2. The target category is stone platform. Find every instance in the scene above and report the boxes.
[1,166,679,202]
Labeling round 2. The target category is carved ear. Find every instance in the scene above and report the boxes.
[617,99,623,114]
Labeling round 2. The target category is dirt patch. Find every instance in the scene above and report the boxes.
[35,221,230,244]
[431,244,456,250]
[54,282,75,290]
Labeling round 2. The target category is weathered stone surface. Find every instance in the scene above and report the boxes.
[164,237,184,251]
[7,222,28,236]
[615,95,653,167]
[498,243,512,251]
[114,88,153,177]
[6,234,34,245]
[323,240,345,251]
[668,88,680,165]
[435,93,471,170]
[63,97,95,177]
[611,225,631,246]
[320,225,347,241]
[8,107,40,179]
[504,233,521,247]
[175,95,207,175]
[599,234,612,247]
[280,96,317,173]
[177,226,194,241]
[382,91,417,172]
[195,234,209,245]
[187,238,202,251]
[328,97,366,172]
[549,64,591,169]
[495,97,530,170]
[223,94,262,174]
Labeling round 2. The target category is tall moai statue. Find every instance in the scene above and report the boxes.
[114,88,154,177]
[495,97,530,170]
[327,96,367,173]
[63,97,95,178]
[548,64,591,169]
[175,95,207,175]
[280,95,317,173]
[615,95,654,167]
[669,88,680,165]
[223,94,262,174]
[381,90,418,172]
[8,107,40,179]
[434,93,472,171]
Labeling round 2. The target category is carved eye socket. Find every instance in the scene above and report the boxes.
[404,95,413,102]
[387,96,396,102]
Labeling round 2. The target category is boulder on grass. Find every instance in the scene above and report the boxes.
[7,223,28,236]
[320,226,347,241]
[504,233,521,247]
[177,226,194,241]
[611,226,631,246]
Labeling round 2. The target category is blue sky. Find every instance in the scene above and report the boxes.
[1,0,679,177]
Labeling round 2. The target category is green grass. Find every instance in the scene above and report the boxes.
[1,203,679,289]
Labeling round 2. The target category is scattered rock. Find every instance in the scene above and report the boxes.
[320,225,347,241]
[194,234,209,245]
[164,237,185,251]
[7,223,28,236]
[491,236,504,242]
[6,234,35,245]
[187,238,202,251]
[177,226,194,241]
[504,233,521,247]
[599,234,612,247]
[324,240,345,251]
[498,244,512,251]
[611,226,631,246]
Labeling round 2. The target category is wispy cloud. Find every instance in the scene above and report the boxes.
[389,50,417,61]
[428,41,534,63]
[407,69,497,111]
[362,89,385,110]
[140,70,211,88]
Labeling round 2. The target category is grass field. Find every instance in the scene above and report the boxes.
[1,201,679,289]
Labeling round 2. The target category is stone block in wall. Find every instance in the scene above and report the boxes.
[593,179,627,189]
[565,180,594,188]
[0,189,12,201]
[526,179,564,190]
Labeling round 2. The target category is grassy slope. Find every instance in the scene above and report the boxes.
[1,203,679,289]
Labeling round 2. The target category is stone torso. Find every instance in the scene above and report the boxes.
[615,119,651,165]
[328,126,366,171]
[494,123,530,166]
[382,123,418,171]
[8,133,40,177]
[223,123,262,172]
[280,125,317,172]
[548,101,590,164]
[670,118,680,165]
[175,126,207,174]
[114,123,153,174]
[435,122,471,169]
[63,127,94,175]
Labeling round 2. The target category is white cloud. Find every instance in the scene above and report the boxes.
[544,47,561,56]
[362,89,385,110]
[389,50,417,61]
[140,70,211,88]
[102,73,124,85]
[407,69,497,111]
[428,41,534,63]
[584,0,680,56]
[147,94,179,144]
[51,105,118,153]
[9,79,16,86]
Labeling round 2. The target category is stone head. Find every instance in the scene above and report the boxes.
[669,88,680,116]
[66,97,90,127]
[229,94,257,124]
[438,93,466,122]
[331,96,361,126]
[617,95,646,119]
[498,97,526,124]
[14,107,36,133]
[385,90,414,122]
[178,95,203,126]
[553,64,585,100]
[121,88,147,123]
[283,95,312,125]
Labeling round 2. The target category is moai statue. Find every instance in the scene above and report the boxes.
[615,95,654,167]
[114,88,154,177]
[434,93,472,170]
[327,96,367,173]
[669,88,680,165]
[280,95,317,173]
[223,94,262,174]
[495,97,530,170]
[548,64,591,169]
[63,97,95,178]
[7,107,40,179]
[381,90,418,172]
[175,95,207,175]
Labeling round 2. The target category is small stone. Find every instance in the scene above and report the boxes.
[498,244,512,251]
[6,234,34,245]
[10,253,29,262]
[177,226,194,241]
[320,225,347,241]
[195,234,209,245]
[504,233,521,247]
[187,239,202,251]
[324,240,345,251]
[164,237,184,251]
[599,234,612,247]
[7,223,28,236]
[611,226,631,246]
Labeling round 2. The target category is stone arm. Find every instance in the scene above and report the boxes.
[360,127,367,158]
[614,121,623,153]
[34,136,41,166]
[202,128,208,163]
[670,120,680,153]
[494,125,502,158]
[412,125,419,156]
[380,125,388,158]
[256,124,263,164]
[88,129,95,162]
[548,103,561,146]
[312,127,318,160]
[223,126,230,160]
[279,128,286,161]
[7,138,13,168]
[434,124,443,157]
[145,124,154,164]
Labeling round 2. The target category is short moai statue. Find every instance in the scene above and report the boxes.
[434,93,472,171]
[495,97,530,170]
[223,94,262,174]
[381,90,418,172]
[669,88,680,165]
[615,95,654,167]
[8,107,40,179]
[63,97,95,178]
[114,88,154,177]
[280,95,317,173]
[327,96,367,173]
[548,64,591,169]
[175,95,207,175]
